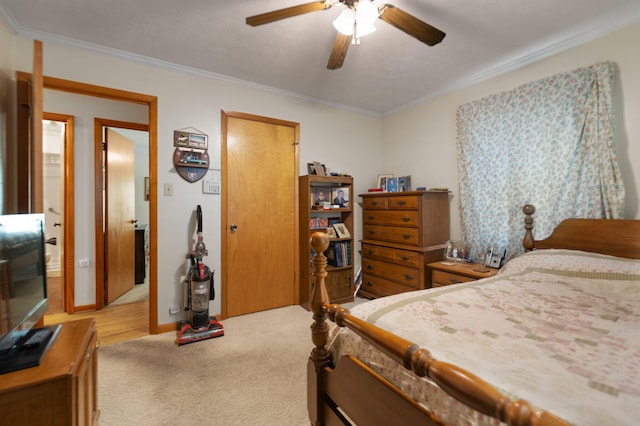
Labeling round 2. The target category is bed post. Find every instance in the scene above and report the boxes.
[308,232,331,426]
[522,204,535,252]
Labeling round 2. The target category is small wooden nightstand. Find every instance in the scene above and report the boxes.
[427,261,499,288]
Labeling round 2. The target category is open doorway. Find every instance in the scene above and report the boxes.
[101,125,150,308]
[42,115,71,315]
[40,76,159,334]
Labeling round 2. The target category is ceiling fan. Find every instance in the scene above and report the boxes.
[246,0,445,70]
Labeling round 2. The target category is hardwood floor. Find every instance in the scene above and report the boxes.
[44,300,150,346]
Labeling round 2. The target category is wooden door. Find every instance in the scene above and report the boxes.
[104,128,136,304]
[222,111,299,318]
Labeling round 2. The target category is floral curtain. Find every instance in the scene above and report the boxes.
[455,61,625,261]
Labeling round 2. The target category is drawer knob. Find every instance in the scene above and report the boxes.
[368,215,375,220]
[402,234,411,240]
[366,264,374,270]
[367,249,374,255]
[371,201,378,206]
[400,255,409,261]
[366,281,373,287]
[368,230,376,235]
[449,278,460,284]
[397,201,406,206]
[401,216,410,222]
[403,274,414,281]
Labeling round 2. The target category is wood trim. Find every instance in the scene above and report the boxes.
[31,41,43,213]
[42,75,155,105]
[15,74,30,212]
[43,112,76,313]
[148,98,158,334]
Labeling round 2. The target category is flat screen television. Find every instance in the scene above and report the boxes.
[0,213,59,374]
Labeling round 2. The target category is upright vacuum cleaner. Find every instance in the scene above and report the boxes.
[176,205,224,346]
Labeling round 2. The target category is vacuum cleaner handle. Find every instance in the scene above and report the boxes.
[197,205,203,233]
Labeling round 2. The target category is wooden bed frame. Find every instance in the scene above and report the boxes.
[308,204,640,425]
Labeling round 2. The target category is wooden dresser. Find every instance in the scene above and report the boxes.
[0,318,99,425]
[428,261,498,287]
[359,191,450,298]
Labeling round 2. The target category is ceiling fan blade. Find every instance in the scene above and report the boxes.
[379,5,445,46]
[246,1,331,26]
[327,32,351,70]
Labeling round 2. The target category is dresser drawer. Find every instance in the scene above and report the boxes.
[361,243,421,268]
[363,224,420,246]
[432,270,476,287]
[362,258,420,289]
[360,273,416,298]
[362,196,388,210]
[363,210,419,227]
[388,195,420,210]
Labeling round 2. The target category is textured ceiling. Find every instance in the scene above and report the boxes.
[2,0,640,115]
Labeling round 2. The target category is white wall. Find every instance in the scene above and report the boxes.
[10,36,382,324]
[382,22,640,242]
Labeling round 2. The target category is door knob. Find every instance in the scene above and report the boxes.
[230,224,238,232]
[130,219,139,225]
[54,222,61,227]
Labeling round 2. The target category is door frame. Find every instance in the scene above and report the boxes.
[43,112,75,313]
[41,75,159,333]
[95,119,149,307]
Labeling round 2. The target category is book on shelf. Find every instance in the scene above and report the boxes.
[324,241,351,267]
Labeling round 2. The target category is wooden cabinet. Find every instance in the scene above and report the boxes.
[0,318,99,425]
[428,261,498,287]
[300,175,354,309]
[359,191,450,298]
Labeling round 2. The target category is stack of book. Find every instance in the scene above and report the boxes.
[325,241,351,267]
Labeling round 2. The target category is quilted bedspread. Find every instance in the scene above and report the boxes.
[330,249,640,425]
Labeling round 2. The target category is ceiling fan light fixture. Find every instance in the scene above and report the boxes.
[356,0,379,26]
[333,8,355,35]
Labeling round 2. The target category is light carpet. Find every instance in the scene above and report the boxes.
[98,305,313,425]
[109,281,149,306]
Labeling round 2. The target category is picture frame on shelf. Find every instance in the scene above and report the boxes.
[313,161,326,176]
[445,240,471,262]
[386,177,398,193]
[332,187,350,208]
[333,223,351,238]
[398,175,411,192]
[307,163,316,175]
[377,174,393,191]
[326,226,337,239]
[312,187,331,207]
